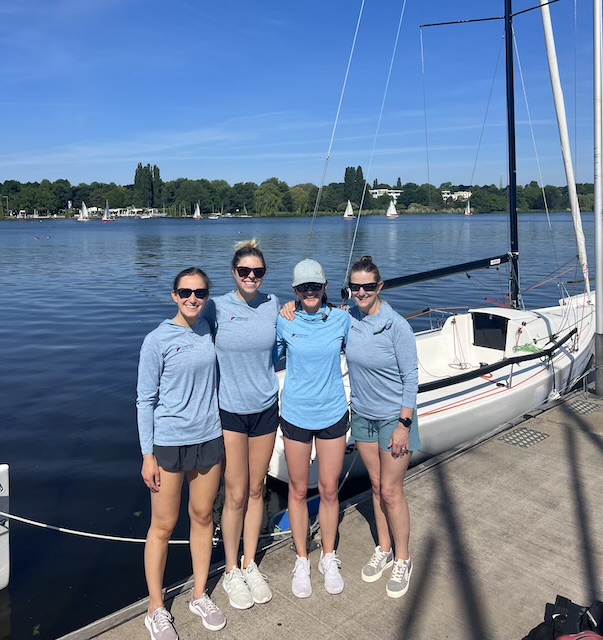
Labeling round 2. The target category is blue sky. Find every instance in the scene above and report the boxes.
[0,0,595,188]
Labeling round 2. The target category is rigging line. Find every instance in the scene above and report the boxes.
[454,33,506,262]
[419,28,434,252]
[305,0,366,256]
[573,0,578,177]
[343,0,410,286]
[513,29,560,272]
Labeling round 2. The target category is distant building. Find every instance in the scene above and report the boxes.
[441,190,472,202]
[368,188,403,203]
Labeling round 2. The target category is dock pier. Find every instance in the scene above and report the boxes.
[62,392,603,640]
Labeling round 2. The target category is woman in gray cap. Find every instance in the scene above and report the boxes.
[276,259,351,599]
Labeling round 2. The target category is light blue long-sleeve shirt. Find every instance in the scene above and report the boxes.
[346,300,418,420]
[277,306,350,430]
[136,319,221,455]
[204,291,280,414]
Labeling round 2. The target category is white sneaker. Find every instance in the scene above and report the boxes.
[222,567,254,610]
[361,545,394,583]
[318,550,344,595]
[291,556,312,598]
[242,559,272,604]
[144,607,178,640]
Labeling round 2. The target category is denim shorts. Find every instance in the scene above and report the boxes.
[350,411,421,453]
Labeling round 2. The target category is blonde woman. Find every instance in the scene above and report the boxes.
[205,240,279,610]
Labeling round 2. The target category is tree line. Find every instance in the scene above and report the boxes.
[0,163,595,217]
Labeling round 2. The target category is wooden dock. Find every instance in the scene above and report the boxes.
[62,391,603,640]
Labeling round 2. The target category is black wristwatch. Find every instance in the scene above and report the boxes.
[398,417,412,429]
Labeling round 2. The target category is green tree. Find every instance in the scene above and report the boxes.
[255,182,283,215]
[290,186,309,214]
[134,163,153,207]
[152,165,163,207]
[230,182,258,213]
[321,182,345,211]
[210,179,231,212]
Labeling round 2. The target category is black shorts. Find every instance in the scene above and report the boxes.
[280,411,349,443]
[153,436,225,472]
[220,400,279,438]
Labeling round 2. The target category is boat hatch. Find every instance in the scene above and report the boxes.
[472,312,508,350]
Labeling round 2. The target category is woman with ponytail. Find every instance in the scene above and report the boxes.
[205,239,279,611]
[345,255,419,600]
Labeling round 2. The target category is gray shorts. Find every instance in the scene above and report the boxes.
[153,436,225,472]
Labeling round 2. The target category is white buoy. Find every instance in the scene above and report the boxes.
[0,464,9,590]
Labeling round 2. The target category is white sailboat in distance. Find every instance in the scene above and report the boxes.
[343,200,355,220]
[193,202,202,220]
[385,199,398,219]
[77,201,91,222]
[102,200,114,223]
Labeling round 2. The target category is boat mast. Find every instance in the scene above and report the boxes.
[595,0,603,396]
[539,0,591,300]
[505,0,521,309]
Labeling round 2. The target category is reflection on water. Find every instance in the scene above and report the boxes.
[0,214,595,639]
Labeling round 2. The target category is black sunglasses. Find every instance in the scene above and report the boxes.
[236,266,266,278]
[175,288,209,299]
[295,282,324,293]
[349,282,379,292]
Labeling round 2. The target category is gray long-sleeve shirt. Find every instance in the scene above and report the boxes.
[204,291,280,414]
[346,300,418,420]
[136,319,221,455]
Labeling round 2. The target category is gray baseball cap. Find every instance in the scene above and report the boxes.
[292,259,326,287]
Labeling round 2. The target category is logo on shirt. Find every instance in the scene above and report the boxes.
[229,316,250,321]
[175,345,193,353]
[291,333,308,339]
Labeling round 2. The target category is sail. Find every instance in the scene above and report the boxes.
[193,202,201,219]
[343,200,355,219]
[539,0,590,299]
[102,200,111,221]
[386,200,398,218]
[79,202,89,220]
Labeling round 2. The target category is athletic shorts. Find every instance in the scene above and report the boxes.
[153,436,225,472]
[220,400,279,438]
[351,411,421,453]
[280,411,349,443]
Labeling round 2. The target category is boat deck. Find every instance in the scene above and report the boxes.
[63,391,603,640]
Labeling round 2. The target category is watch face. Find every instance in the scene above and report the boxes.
[399,418,412,428]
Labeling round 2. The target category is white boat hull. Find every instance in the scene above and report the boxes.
[267,292,595,488]
[0,464,9,591]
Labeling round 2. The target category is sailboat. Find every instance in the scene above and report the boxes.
[268,0,597,488]
[385,199,399,219]
[464,198,473,216]
[76,201,91,222]
[193,202,202,220]
[101,200,114,223]
[343,199,356,220]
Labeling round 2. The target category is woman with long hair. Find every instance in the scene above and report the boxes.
[137,267,226,639]
[345,255,419,598]
[205,239,279,610]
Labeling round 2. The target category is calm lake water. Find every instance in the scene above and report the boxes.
[0,213,595,639]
